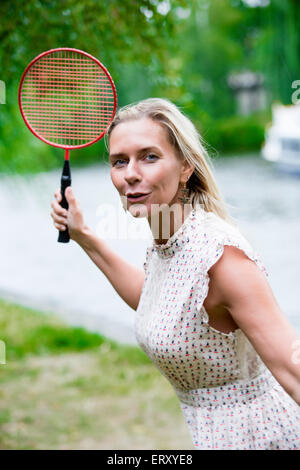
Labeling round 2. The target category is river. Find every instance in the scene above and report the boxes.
[0,153,299,344]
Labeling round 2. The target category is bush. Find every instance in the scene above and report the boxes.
[0,82,108,175]
[0,81,272,174]
[195,110,271,156]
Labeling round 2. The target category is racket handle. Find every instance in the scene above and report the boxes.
[58,160,71,243]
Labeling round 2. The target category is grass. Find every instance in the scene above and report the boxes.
[0,298,193,450]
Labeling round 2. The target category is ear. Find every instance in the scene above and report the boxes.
[180,160,195,183]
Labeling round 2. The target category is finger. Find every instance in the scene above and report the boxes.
[54,189,62,202]
[51,200,68,217]
[54,223,66,231]
[51,212,68,224]
[65,186,75,204]
[51,212,68,226]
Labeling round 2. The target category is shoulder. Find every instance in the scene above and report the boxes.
[193,208,240,241]
[209,243,262,285]
[207,242,270,313]
[192,208,268,278]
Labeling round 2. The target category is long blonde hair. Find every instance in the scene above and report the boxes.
[106,98,237,226]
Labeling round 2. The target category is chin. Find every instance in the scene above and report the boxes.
[128,204,149,218]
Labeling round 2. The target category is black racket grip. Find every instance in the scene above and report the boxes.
[58,161,71,243]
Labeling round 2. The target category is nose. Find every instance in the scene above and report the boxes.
[124,159,142,184]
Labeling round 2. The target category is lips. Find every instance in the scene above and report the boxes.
[126,193,150,202]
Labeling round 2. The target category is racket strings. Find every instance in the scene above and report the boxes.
[20,50,115,146]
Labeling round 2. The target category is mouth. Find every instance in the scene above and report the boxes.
[126,193,150,202]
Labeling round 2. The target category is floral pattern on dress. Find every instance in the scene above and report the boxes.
[135,207,300,449]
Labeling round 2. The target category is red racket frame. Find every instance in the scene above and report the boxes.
[18,47,117,243]
[18,47,118,151]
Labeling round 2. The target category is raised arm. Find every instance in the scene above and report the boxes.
[208,245,300,405]
[51,187,145,311]
[75,227,145,311]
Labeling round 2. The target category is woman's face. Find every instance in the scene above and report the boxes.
[109,117,191,218]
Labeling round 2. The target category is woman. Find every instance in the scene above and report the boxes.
[51,98,300,450]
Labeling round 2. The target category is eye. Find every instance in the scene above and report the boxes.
[111,154,158,167]
[145,154,158,161]
[111,159,126,167]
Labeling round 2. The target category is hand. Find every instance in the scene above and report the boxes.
[50,187,88,242]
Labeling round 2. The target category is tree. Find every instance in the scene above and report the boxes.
[0,0,190,93]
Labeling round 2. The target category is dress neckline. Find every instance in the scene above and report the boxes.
[151,206,206,258]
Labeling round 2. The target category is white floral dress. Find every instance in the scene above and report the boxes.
[134,207,300,450]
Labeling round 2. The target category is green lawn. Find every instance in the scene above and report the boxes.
[0,298,192,450]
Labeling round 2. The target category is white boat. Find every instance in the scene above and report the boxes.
[261,102,300,175]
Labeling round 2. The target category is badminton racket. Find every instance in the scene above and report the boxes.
[18,47,117,243]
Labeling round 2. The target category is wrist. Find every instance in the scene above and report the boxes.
[72,224,93,246]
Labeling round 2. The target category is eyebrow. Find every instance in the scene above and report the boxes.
[109,146,162,160]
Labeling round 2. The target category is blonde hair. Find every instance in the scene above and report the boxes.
[107,97,237,226]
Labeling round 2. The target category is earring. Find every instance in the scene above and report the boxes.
[178,181,191,204]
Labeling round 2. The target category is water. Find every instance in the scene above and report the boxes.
[0,154,299,344]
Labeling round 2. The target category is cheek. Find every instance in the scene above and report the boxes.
[151,161,179,182]
[110,170,122,192]
[153,165,180,191]
[110,169,121,190]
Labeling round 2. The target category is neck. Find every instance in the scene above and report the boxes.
[148,203,193,245]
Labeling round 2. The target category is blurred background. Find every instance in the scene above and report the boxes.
[0,0,299,450]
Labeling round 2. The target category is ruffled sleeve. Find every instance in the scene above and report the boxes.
[204,229,269,278]
[194,218,269,319]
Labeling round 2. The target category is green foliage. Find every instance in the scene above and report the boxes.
[0,0,299,173]
[0,0,192,174]
[0,0,190,85]
[0,298,150,364]
[23,324,105,355]
[0,80,108,174]
[199,111,271,155]
[0,82,59,174]
[252,0,300,105]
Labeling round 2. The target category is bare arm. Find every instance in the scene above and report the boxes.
[208,245,300,405]
[51,187,145,311]
[75,226,145,311]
